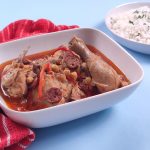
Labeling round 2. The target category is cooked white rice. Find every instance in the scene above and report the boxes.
[108,6,150,44]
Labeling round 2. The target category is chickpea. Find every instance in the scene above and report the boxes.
[81,62,87,70]
[70,72,78,81]
[57,74,67,82]
[23,65,29,69]
[26,76,34,84]
[51,64,59,72]
[83,77,92,84]
[64,68,70,76]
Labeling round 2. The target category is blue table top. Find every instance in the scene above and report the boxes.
[1,0,150,150]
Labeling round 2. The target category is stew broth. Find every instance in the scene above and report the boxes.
[0,45,130,111]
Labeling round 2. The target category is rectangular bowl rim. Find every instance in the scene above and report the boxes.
[0,27,144,114]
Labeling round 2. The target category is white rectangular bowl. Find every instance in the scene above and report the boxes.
[0,28,143,128]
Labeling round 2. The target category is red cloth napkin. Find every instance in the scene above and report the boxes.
[0,18,79,43]
[0,18,79,149]
[0,114,35,150]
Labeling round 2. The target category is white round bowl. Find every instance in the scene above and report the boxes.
[105,2,150,54]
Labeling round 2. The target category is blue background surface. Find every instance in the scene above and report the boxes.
[1,0,150,150]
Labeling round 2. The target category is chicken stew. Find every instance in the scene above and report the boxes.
[0,36,130,111]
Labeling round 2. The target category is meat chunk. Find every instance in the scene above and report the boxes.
[33,58,48,67]
[1,65,27,97]
[6,71,27,97]
[42,73,73,103]
[78,77,93,93]
[63,51,81,69]
[48,50,64,65]
[71,83,85,100]
[69,36,129,93]
[1,65,19,88]
[1,61,37,98]
[46,87,62,103]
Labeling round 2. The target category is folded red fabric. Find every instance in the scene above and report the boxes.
[0,19,79,43]
[0,114,35,150]
[0,19,79,149]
